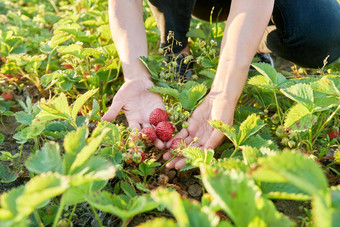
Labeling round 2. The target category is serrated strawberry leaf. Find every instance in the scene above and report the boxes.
[237,114,265,145]
[284,103,316,132]
[251,63,278,84]
[87,191,158,223]
[311,76,340,96]
[25,142,64,174]
[151,187,219,227]
[281,84,315,111]
[148,86,180,100]
[71,88,98,121]
[252,152,328,197]
[209,120,237,146]
[0,163,18,183]
[201,166,293,226]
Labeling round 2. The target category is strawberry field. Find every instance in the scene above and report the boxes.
[1,0,340,226]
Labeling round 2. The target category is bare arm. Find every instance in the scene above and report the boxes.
[165,0,275,169]
[103,0,165,148]
[108,0,149,81]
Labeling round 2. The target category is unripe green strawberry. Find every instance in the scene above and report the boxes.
[156,121,175,142]
[140,127,156,143]
[288,140,296,148]
[149,108,168,126]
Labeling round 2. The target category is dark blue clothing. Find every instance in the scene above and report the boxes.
[148,0,340,68]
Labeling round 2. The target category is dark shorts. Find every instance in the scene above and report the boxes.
[148,0,340,68]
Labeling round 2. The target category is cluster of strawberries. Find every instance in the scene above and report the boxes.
[140,108,175,143]
[124,108,187,165]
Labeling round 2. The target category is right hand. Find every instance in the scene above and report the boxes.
[101,79,166,149]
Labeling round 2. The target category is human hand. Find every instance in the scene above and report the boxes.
[101,79,166,149]
[163,92,236,169]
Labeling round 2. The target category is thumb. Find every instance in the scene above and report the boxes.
[101,96,124,122]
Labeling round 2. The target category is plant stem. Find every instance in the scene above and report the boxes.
[52,196,65,227]
[49,0,59,13]
[33,209,43,227]
[90,204,103,227]
[230,146,239,159]
[273,91,283,124]
[312,105,340,145]
[15,144,24,170]
[68,204,77,225]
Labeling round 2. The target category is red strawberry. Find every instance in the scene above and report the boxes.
[156,121,175,142]
[63,64,73,69]
[149,108,168,126]
[94,64,102,72]
[140,127,156,143]
[170,138,186,150]
[1,92,13,101]
[327,127,339,140]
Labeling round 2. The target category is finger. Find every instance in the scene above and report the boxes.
[101,97,124,122]
[142,123,152,128]
[163,150,174,160]
[165,157,183,169]
[184,136,194,145]
[165,128,188,148]
[127,121,141,130]
[203,129,225,149]
[154,138,165,149]
[175,158,187,170]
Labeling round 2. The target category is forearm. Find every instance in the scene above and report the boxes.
[211,0,274,103]
[108,0,150,81]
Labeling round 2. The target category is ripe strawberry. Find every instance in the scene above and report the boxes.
[1,92,13,101]
[94,64,102,72]
[327,127,339,140]
[149,108,168,126]
[170,138,186,150]
[63,64,73,69]
[156,121,175,142]
[140,127,156,143]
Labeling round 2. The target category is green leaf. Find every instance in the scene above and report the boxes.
[0,151,19,162]
[260,182,310,200]
[243,134,278,150]
[251,63,278,84]
[69,128,109,173]
[241,145,261,165]
[186,84,207,109]
[0,163,18,183]
[148,86,180,101]
[201,166,292,227]
[281,84,315,111]
[16,172,69,216]
[183,147,215,167]
[53,93,71,116]
[186,28,206,39]
[137,218,178,227]
[209,120,237,146]
[199,69,216,79]
[0,186,24,218]
[57,44,82,58]
[284,103,316,132]
[63,127,88,173]
[25,142,64,174]
[14,111,33,124]
[71,89,98,121]
[237,114,265,145]
[252,152,329,197]
[311,76,340,96]
[87,191,158,222]
[70,157,115,186]
[248,75,272,88]
[151,187,219,227]
[49,32,72,49]
[81,48,102,58]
